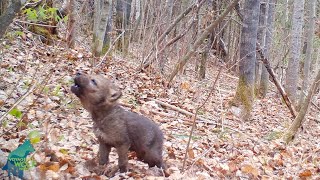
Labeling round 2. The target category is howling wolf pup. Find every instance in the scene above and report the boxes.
[71,72,165,173]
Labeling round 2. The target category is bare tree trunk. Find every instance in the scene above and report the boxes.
[285,0,304,105]
[166,0,174,21]
[199,41,210,79]
[131,0,141,42]
[297,0,316,110]
[67,0,76,48]
[259,0,275,97]
[0,0,9,16]
[234,0,260,121]
[0,0,23,38]
[93,0,113,57]
[102,1,113,52]
[316,49,320,74]
[284,68,320,143]
[256,0,267,92]
[115,0,132,54]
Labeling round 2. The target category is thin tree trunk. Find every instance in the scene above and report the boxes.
[102,1,113,52]
[259,0,275,97]
[256,0,267,92]
[67,0,76,48]
[131,0,141,41]
[297,0,316,110]
[93,0,113,57]
[167,0,240,84]
[115,0,132,54]
[284,68,320,143]
[166,0,174,21]
[285,0,304,105]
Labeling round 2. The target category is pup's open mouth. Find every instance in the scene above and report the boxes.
[71,79,81,97]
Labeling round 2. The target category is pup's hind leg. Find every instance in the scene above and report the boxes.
[143,149,164,169]
[116,144,130,173]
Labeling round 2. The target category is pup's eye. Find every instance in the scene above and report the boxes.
[91,79,97,86]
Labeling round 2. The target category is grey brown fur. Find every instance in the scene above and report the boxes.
[71,73,165,173]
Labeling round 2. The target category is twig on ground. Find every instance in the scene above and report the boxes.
[181,65,223,172]
[14,20,58,28]
[147,98,214,124]
[0,82,37,124]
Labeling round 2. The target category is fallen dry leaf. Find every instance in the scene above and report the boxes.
[241,164,259,178]
[298,169,312,178]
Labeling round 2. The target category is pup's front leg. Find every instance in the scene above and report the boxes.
[98,139,111,165]
[116,144,130,173]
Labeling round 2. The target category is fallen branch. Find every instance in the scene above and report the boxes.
[147,98,215,124]
[256,43,297,118]
[14,20,58,27]
[284,68,320,143]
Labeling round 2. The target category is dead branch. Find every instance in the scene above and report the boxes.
[147,98,214,124]
[167,0,240,84]
[284,68,320,143]
[139,0,206,70]
[182,66,223,172]
[256,43,297,118]
[148,18,196,67]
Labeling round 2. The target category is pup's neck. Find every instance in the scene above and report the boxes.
[90,103,121,122]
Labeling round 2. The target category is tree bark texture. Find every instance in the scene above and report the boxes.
[297,0,316,109]
[92,0,113,57]
[285,0,304,105]
[235,0,260,121]
[103,1,113,50]
[67,0,76,48]
[256,0,267,90]
[259,0,275,97]
[0,0,9,16]
[0,0,22,38]
[284,68,320,143]
[131,0,141,42]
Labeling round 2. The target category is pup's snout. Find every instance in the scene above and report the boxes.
[76,72,82,76]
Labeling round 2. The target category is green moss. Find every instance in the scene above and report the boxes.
[235,76,255,120]
[102,44,110,54]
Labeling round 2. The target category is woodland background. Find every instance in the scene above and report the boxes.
[0,0,320,179]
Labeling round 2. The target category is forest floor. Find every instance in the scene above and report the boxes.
[0,31,320,180]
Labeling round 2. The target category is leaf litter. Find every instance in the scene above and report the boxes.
[0,31,319,180]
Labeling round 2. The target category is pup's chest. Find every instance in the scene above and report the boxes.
[92,121,128,146]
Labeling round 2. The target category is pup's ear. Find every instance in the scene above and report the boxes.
[110,88,122,102]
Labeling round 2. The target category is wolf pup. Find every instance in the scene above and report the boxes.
[71,72,165,173]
